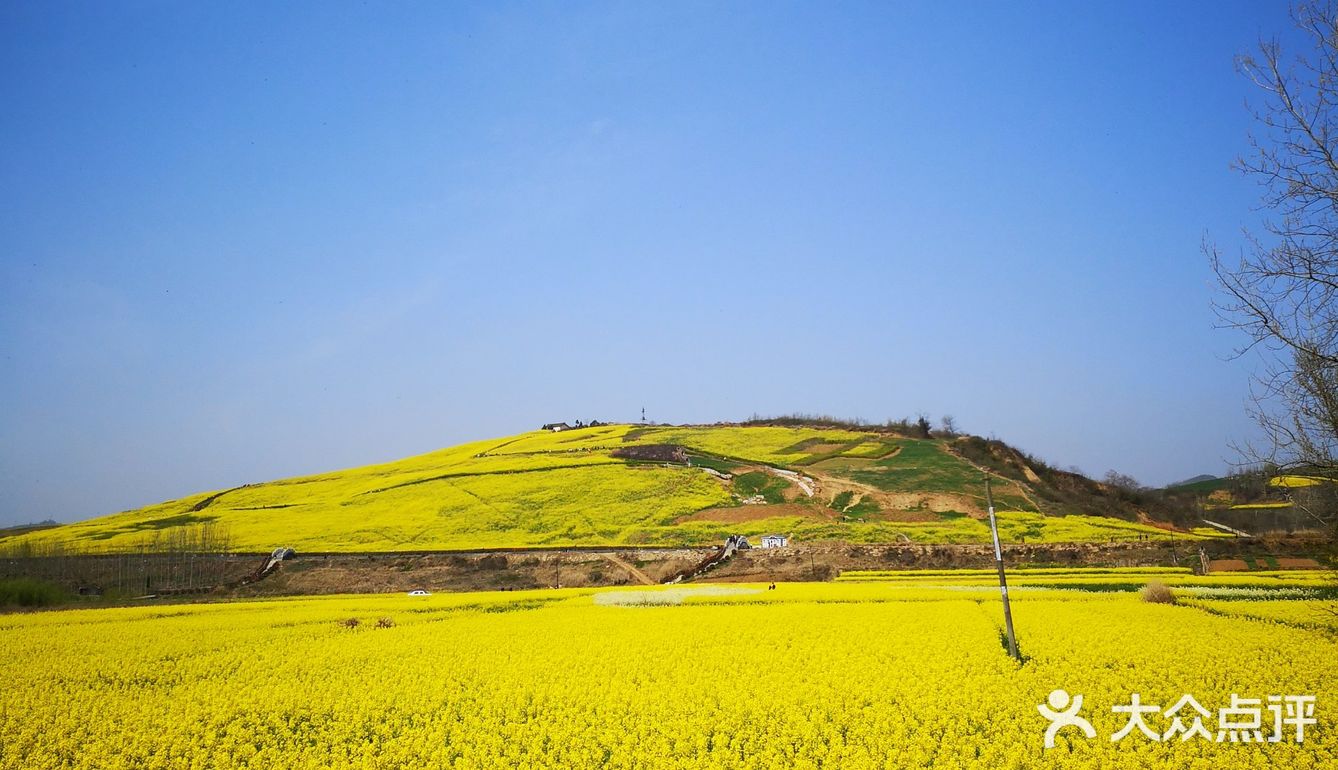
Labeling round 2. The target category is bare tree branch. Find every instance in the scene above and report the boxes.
[1209,1,1338,534]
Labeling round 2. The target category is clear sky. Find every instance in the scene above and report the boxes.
[0,1,1300,526]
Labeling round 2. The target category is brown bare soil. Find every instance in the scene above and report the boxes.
[232,549,709,596]
[225,535,1329,595]
[8,536,1328,608]
[802,442,851,454]
[885,492,983,515]
[1135,513,1179,532]
[602,553,655,584]
[1209,559,1250,572]
[1277,558,1323,569]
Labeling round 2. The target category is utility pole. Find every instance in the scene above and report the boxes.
[985,476,1020,661]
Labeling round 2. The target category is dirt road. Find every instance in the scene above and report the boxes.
[602,553,656,585]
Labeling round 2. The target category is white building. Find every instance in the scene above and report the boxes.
[760,534,789,549]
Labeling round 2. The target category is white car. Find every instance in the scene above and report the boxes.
[407,589,430,596]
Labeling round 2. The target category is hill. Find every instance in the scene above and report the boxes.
[6,423,1231,553]
[1168,474,1220,490]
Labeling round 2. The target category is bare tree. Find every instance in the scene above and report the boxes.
[1207,1,1338,531]
[938,414,959,437]
[1102,471,1143,495]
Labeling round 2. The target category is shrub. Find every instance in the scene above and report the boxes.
[376,617,395,629]
[1141,581,1176,605]
[0,578,67,608]
[341,618,360,629]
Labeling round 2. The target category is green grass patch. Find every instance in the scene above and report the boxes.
[733,472,790,504]
[842,440,982,494]
[846,496,881,518]
[829,490,880,519]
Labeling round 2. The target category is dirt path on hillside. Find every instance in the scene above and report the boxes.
[602,553,656,585]
[767,468,815,496]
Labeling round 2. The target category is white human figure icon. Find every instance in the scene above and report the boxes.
[1038,689,1097,748]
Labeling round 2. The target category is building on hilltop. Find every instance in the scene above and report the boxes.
[541,419,605,432]
[760,534,789,549]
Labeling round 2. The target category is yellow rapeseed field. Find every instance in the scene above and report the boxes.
[2,579,1334,769]
[1268,475,1331,488]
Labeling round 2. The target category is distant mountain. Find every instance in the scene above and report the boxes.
[1169,474,1218,488]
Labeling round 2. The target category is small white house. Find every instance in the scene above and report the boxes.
[760,534,789,549]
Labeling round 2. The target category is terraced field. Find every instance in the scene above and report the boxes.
[5,424,1225,553]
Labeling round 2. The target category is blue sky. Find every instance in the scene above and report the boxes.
[0,2,1297,525]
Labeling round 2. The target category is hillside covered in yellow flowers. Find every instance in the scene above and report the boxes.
[9,423,1232,553]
